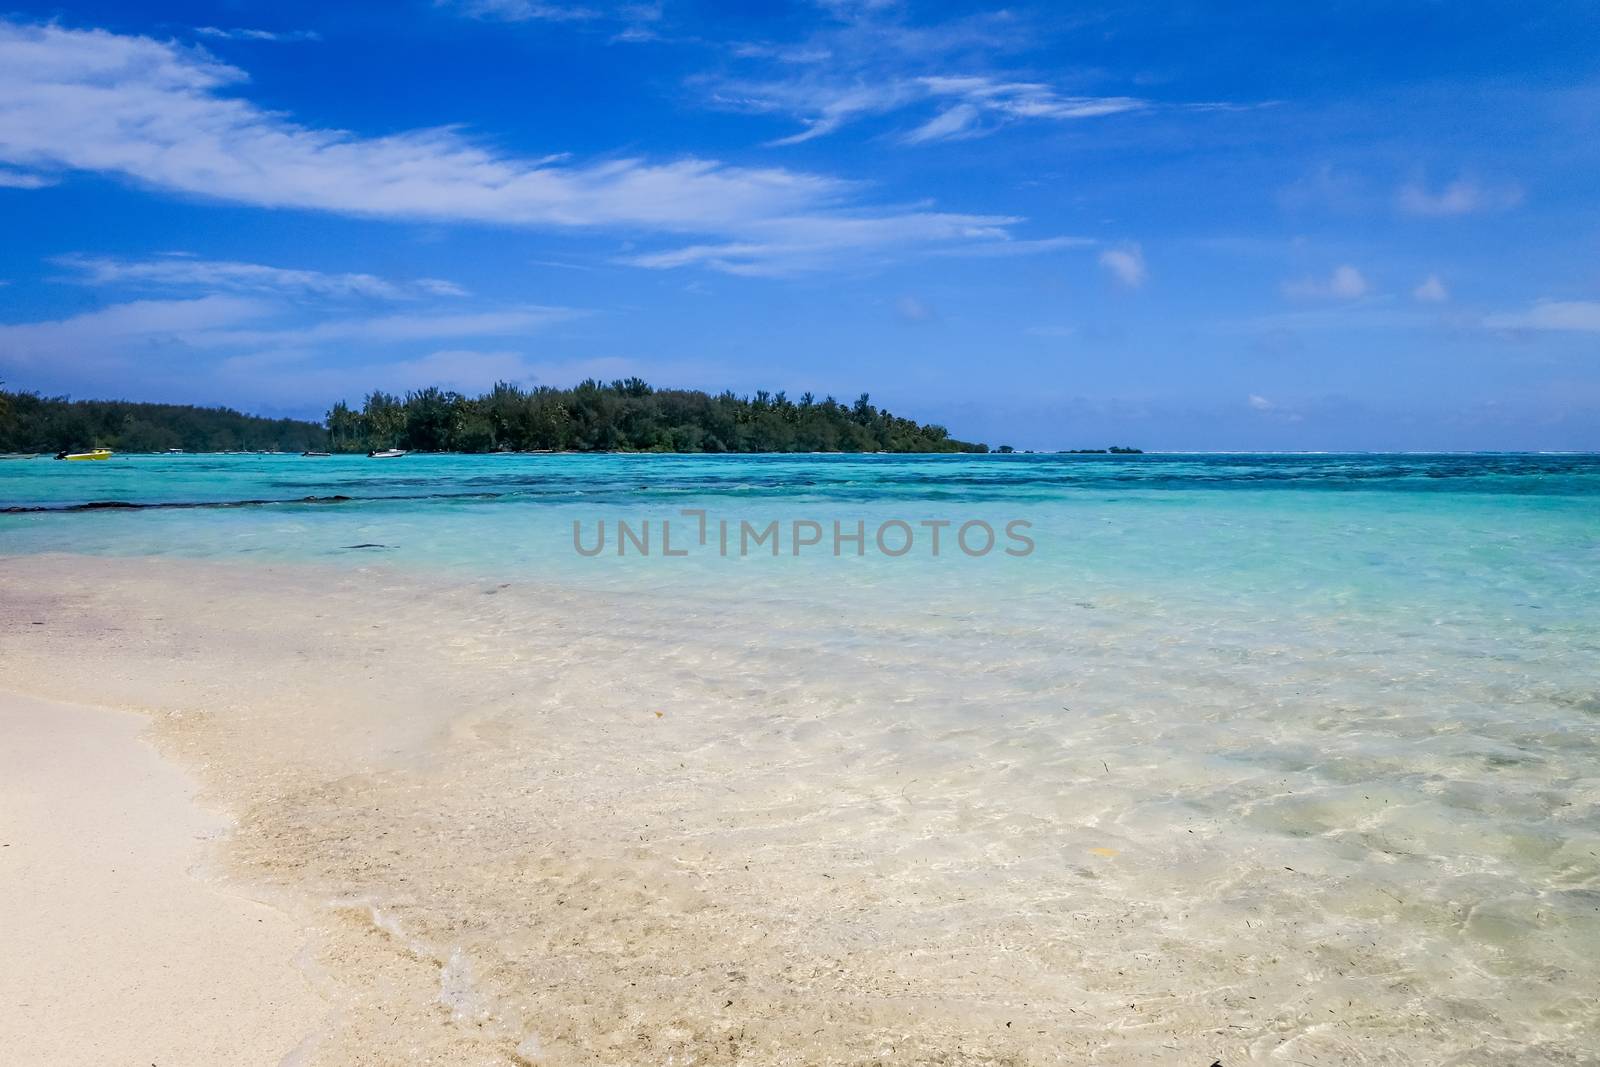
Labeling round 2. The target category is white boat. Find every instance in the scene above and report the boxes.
[368,449,407,459]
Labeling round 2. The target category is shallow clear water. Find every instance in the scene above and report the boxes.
[3,452,1599,1061]
[4,453,1599,649]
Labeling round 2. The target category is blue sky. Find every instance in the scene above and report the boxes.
[1,1,1597,449]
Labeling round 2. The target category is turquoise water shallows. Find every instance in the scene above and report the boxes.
[3,452,1598,619]
[5,452,1600,1058]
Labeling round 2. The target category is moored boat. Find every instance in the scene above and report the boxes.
[367,449,407,459]
[302,450,332,457]
[54,448,114,461]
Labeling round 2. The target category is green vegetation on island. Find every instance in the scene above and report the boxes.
[1,379,990,454]
[326,379,986,453]
[0,389,326,453]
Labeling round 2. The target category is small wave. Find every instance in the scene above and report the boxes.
[438,947,495,1025]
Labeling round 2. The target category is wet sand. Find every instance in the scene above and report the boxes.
[1,552,1595,1065]
[0,692,325,1066]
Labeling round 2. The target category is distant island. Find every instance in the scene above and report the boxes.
[1,379,988,454]
[0,388,327,454]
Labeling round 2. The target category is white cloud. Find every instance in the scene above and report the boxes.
[440,0,602,22]
[1328,265,1369,297]
[193,27,321,43]
[894,295,933,321]
[814,0,902,17]
[0,296,272,369]
[1098,245,1146,288]
[931,235,1095,258]
[1412,274,1449,303]
[1483,300,1600,333]
[1397,178,1522,217]
[55,254,468,299]
[195,307,575,348]
[436,0,668,44]
[903,103,982,144]
[0,167,55,188]
[713,72,1146,147]
[715,80,919,146]
[619,210,1017,275]
[0,19,1024,273]
[1245,393,1303,422]
[0,296,574,385]
[1277,164,1367,214]
[918,76,1144,120]
[1283,264,1368,300]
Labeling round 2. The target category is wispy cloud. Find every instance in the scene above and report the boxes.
[698,2,1156,147]
[902,102,982,144]
[1099,245,1146,288]
[54,254,467,299]
[0,291,579,406]
[1397,177,1522,216]
[0,298,569,360]
[1483,300,1600,332]
[194,27,321,43]
[1412,274,1449,303]
[738,81,916,146]
[194,307,574,349]
[618,211,1019,276]
[1278,164,1368,214]
[0,19,1032,274]
[920,75,1145,121]
[932,235,1095,258]
[893,295,933,322]
[712,73,1146,147]
[1282,264,1368,300]
[0,296,273,370]
[1246,393,1304,422]
[0,288,650,407]
[0,167,56,188]
[438,0,665,42]
[439,0,602,22]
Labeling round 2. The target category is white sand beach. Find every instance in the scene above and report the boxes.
[0,692,325,1066]
[1,550,1596,1064]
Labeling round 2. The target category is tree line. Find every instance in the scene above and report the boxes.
[325,379,987,453]
[0,388,326,453]
[1,379,989,453]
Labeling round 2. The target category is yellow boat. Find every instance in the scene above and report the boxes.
[56,448,114,461]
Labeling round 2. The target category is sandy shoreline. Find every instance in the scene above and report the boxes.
[0,691,325,1066]
[2,551,1595,1064]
